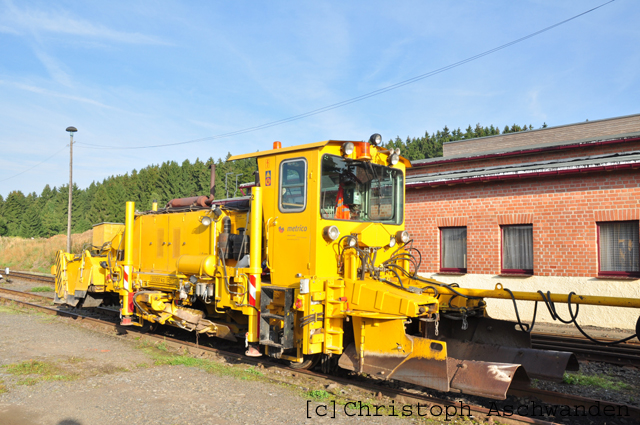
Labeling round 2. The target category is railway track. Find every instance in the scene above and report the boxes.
[5,269,640,370]
[3,270,54,284]
[1,288,638,425]
[532,333,640,368]
[5,269,640,367]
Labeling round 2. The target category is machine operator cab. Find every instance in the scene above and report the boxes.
[228,134,410,283]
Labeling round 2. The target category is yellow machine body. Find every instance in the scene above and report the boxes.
[52,138,640,400]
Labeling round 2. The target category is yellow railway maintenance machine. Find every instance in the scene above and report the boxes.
[53,135,640,399]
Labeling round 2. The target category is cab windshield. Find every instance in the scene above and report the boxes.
[320,154,403,224]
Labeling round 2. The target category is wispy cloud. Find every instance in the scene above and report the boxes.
[0,23,18,34]
[1,1,169,45]
[33,49,72,86]
[0,79,115,109]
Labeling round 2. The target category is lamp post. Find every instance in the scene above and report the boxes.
[234,173,243,197]
[65,126,77,253]
[225,172,233,198]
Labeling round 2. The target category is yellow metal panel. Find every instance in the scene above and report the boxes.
[92,223,124,247]
[228,141,330,161]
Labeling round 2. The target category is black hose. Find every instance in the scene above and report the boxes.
[505,288,539,333]
[565,292,637,345]
[504,288,638,344]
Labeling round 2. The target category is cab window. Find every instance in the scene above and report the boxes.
[279,158,307,213]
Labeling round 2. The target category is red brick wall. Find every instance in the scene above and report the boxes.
[406,170,640,277]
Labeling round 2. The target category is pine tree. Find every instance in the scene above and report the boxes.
[158,160,183,202]
[20,202,43,238]
[0,216,7,236]
[41,199,63,237]
[3,191,27,236]
[88,185,111,224]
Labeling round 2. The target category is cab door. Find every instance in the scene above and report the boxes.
[269,153,313,284]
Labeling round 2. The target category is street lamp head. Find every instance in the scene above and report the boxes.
[66,126,77,133]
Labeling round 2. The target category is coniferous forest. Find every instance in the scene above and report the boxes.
[0,122,543,238]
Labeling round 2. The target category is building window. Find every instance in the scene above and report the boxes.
[598,221,639,277]
[440,227,467,272]
[279,158,307,213]
[502,225,533,274]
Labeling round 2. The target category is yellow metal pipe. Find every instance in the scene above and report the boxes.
[429,282,640,309]
[250,187,262,275]
[152,200,158,211]
[247,187,262,342]
[124,201,134,268]
[121,201,135,320]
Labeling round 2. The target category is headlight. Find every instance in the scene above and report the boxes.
[342,141,355,156]
[395,148,401,155]
[389,236,396,247]
[389,153,399,166]
[369,133,382,146]
[201,216,212,227]
[345,235,357,248]
[323,225,340,242]
[395,230,410,244]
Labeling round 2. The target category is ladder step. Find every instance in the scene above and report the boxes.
[261,313,285,320]
[260,340,284,348]
[326,329,344,334]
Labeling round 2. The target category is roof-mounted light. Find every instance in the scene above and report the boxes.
[342,141,355,156]
[369,133,382,147]
[388,153,399,166]
[355,141,371,160]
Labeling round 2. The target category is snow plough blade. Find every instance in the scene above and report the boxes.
[338,316,577,399]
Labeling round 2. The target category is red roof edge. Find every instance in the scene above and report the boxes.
[409,135,640,169]
[407,162,640,189]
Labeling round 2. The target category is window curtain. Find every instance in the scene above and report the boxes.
[441,227,467,269]
[600,222,639,272]
[503,225,533,271]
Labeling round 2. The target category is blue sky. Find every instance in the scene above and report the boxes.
[1,0,638,198]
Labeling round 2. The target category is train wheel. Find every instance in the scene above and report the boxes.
[139,321,158,333]
[288,354,320,370]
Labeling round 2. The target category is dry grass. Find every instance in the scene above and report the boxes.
[0,230,92,273]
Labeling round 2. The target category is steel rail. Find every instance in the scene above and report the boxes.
[2,291,639,424]
[532,333,640,367]
[3,270,55,284]
[4,280,640,367]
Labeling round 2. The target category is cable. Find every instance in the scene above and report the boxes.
[0,146,67,183]
[504,288,637,344]
[74,1,614,151]
[505,288,539,333]
[564,292,636,345]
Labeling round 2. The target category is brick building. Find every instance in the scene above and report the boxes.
[405,113,640,330]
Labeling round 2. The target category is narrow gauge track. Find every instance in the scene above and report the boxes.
[1,289,638,425]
